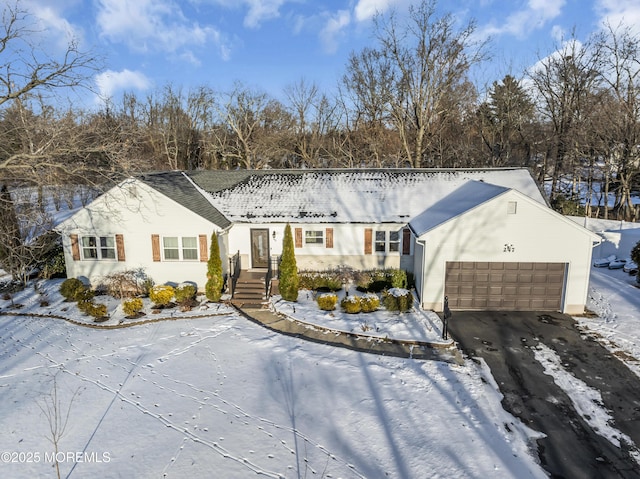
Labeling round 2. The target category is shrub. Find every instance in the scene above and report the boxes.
[360,293,380,313]
[279,224,299,301]
[382,288,414,312]
[76,288,96,315]
[205,232,224,302]
[299,271,343,291]
[149,285,175,307]
[317,293,338,311]
[40,245,66,279]
[355,269,408,292]
[60,278,86,301]
[388,269,408,289]
[87,302,108,319]
[341,295,361,314]
[175,283,197,303]
[98,269,153,298]
[122,298,144,317]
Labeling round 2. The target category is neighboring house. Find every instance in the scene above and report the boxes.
[55,168,600,314]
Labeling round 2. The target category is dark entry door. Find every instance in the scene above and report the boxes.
[250,229,270,268]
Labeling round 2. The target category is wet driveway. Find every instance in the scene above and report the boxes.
[447,311,640,479]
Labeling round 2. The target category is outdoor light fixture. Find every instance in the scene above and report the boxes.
[272,231,276,240]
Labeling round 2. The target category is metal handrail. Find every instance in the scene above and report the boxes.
[228,250,241,297]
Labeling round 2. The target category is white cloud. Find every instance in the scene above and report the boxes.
[319,10,351,54]
[243,0,286,28]
[208,0,287,28]
[22,0,85,52]
[479,0,566,39]
[96,0,227,59]
[595,0,640,33]
[95,69,151,102]
[353,0,396,22]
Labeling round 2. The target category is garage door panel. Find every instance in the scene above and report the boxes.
[445,262,565,311]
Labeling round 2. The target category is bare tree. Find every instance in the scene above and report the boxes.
[371,0,486,167]
[0,2,99,175]
[592,23,640,221]
[528,33,602,203]
[211,82,282,169]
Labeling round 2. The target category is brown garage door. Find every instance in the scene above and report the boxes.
[445,262,566,311]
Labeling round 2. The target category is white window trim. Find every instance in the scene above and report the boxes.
[162,236,199,261]
[80,235,116,261]
[304,230,324,246]
[374,230,401,254]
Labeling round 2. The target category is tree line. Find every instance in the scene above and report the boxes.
[1,0,640,223]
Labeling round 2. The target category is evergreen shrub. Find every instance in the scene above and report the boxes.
[175,283,197,303]
[60,278,86,301]
[122,298,144,317]
[205,232,224,302]
[316,293,337,311]
[279,224,299,301]
[360,293,380,313]
[149,285,175,306]
[382,288,414,312]
[341,295,361,314]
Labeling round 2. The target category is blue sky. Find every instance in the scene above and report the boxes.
[17,0,640,107]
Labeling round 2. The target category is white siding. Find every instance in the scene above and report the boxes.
[416,190,597,314]
[227,223,406,271]
[57,179,224,289]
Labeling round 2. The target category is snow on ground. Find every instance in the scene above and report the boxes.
[0,280,546,478]
[273,287,449,344]
[576,267,640,377]
[1,253,639,478]
[533,343,640,465]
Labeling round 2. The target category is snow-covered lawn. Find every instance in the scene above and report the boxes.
[0,262,638,478]
[0,280,546,478]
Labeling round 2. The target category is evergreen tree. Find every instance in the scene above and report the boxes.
[279,224,299,301]
[205,232,224,301]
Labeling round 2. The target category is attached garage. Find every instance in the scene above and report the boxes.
[444,261,566,311]
[410,181,601,315]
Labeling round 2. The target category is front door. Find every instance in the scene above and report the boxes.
[250,229,270,269]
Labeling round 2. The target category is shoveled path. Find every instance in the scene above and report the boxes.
[235,305,463,364]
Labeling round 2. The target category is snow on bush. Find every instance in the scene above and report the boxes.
[382,288,413,312]
[149,285,175,307]
[316,293,337,311]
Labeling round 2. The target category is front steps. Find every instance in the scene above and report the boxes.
[230,271,267,308]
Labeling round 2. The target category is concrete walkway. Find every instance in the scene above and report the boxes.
[235,305,464,364]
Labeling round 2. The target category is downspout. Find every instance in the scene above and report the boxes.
[415,237,427,310]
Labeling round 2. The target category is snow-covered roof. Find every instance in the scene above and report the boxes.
[190,168,546,224]
[409,181,510,236]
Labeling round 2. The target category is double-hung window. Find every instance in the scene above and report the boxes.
[305,230,324,245]
[81,236,116,260]
[374,231,401,253]
[163,236,198,261]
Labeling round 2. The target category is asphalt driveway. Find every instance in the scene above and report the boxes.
[447,311,640,479]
